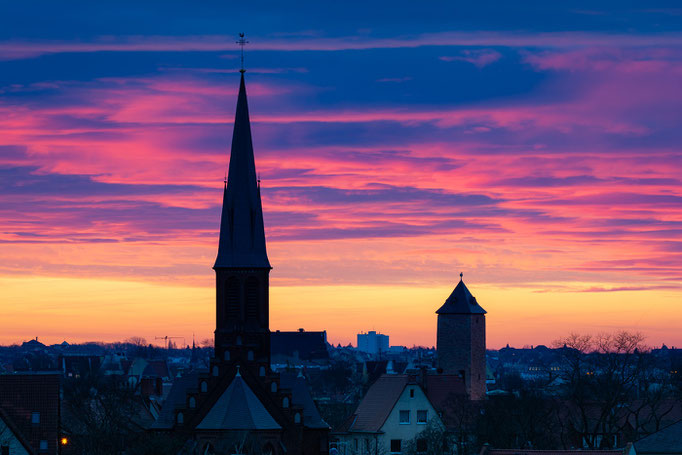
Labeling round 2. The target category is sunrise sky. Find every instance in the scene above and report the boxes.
[1,2,681,348]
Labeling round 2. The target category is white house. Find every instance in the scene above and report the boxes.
[333,375,450,455]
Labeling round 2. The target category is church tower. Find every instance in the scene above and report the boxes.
[436,274,487,400]
[213,71,272,373]
[153,67,329,455]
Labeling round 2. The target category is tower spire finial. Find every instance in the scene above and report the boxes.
[460,272,463,281]
[237,32,249,73]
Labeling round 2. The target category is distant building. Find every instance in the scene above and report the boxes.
[436,274,487,400]
[357,331,389,355]
[271,329,329,364]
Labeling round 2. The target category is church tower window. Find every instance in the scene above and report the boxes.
[245,277,259,321]
[225,278,240,321]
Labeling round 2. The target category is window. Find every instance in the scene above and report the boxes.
[31,411,40,424]
[39,440,48,452]
[176,412,183,424]
[245,277,259,321]
[225,278,240,320]
[410,388,415,398]
[271,382,277,393]
[224,350,230,360]
[365,439,371,454]
[212,365,219,376]
[294,412,301,424]
[354,438,358,451]
[390,439,402,454]
[201,381,208,393]
[259,366,266,376]
[189,397,196,409]
[399,410,410,424]
[283,397,289,408]
[416,439,427,454]
[1,445,9,455]
[417,410,428,424]
[247,350,254,361]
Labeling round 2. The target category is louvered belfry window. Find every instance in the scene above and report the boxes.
[245,277,259,321]
[226,278,240,320]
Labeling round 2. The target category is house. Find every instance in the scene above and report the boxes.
[0,407,32,455]
[333,375,450,455]
[480,448,632,455]
[632,419,682,455]
[0,373,60,455]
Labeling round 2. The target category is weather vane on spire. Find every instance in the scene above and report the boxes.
[237,32,249,73]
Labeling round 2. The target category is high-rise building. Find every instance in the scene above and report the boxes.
[356,331,389,355]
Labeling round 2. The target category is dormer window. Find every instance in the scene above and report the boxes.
[31,412,40,424]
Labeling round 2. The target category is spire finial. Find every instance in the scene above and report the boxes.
[236,365,241,377]
[237,32,249,73]
[460,272,463,281]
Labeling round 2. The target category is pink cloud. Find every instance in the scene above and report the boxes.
[439,49,502,68]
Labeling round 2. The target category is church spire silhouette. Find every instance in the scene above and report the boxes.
[214,71,270,269]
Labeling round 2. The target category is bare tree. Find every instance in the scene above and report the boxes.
[553,331,654,448]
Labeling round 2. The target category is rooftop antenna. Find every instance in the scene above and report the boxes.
[236,32,249,73]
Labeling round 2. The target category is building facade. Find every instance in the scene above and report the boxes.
[357,331,389,355]
[333,375,444,455]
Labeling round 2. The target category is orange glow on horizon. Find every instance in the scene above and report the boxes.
[1,276,679,349]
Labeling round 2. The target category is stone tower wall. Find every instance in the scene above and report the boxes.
[437,313,486,400]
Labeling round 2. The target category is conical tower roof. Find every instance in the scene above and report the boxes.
[214,73,270,269]
[436,275,486,314]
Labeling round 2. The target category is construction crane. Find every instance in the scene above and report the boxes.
[154,336,185,350]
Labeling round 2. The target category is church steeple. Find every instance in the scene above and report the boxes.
[214,73,270,269]
[213,72,272,369]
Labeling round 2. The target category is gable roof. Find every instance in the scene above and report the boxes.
[0,373,60,455]
[634,419,682,453]
[483,450,626,455]
[0,406,35,455]
[279,372,329,429]
[346,375,408,432]
[152,371,200,430]
[196,373,281,430]
[436,278,486,315]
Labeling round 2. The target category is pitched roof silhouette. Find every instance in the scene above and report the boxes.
[214,72,270,269]
[280,372,329,429]
[436,277,486,314]
[634,418,682,453]
[196,372,280,430]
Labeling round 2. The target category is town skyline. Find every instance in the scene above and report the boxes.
[2,2,682,349]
